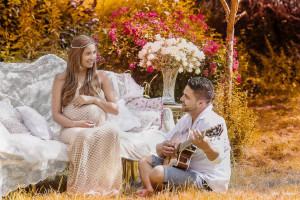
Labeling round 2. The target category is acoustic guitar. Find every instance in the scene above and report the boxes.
[163,124,223,170]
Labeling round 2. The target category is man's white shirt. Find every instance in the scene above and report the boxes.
[165,104,231,193]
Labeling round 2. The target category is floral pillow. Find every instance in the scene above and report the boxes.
[0,117,31,135]
[126,97,163,129]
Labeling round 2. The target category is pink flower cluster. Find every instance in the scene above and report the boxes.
[203,40,220,57]
[110,7,130,21]
[209,62,218,75]
[96,52,105,64]
[102,7,231,79]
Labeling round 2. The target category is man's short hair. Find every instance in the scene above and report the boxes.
[187,77,214,102]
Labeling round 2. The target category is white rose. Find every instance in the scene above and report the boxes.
[147,54,155,60]
[183,62,188,67]
[195,68,200,74]
[155,34,162,41]
[147,61,151,66]
[178,67,184,73]
[138,50,147,59]
[188,68,193,73]
[151,42,162,52]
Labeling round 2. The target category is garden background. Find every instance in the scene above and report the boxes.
[0,0,299,199]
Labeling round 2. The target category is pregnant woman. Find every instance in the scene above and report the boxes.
[51,35,122,195]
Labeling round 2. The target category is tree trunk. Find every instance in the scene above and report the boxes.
[219,0,246,107]
[224,0,239,102]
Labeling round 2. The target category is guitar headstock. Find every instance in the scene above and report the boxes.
[202,124,223,138]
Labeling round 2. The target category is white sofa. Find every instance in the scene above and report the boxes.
[0,54,175,197]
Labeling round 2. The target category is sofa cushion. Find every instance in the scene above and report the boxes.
[16,105,54,140]
[0,99,22,122]
[105,71,144,101]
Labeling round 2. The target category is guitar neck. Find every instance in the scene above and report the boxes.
[178,139,193,152]
[178,125,221,152]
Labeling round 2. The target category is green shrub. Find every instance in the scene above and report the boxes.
[213,82,259,161]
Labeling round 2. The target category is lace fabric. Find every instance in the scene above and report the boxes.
[58,87,122,195]
[0,132,69,197]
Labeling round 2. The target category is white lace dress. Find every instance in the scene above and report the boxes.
[59,86,122,195]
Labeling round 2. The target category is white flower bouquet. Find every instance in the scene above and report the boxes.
[138,34,205,74]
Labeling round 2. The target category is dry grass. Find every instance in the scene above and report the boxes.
[3,96,300,200]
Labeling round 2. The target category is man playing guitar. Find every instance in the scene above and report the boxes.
[136,77,231,196]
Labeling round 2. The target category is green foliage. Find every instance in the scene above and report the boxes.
[238,38,300,98]
[213,82,259,161]
[0,0,95,62]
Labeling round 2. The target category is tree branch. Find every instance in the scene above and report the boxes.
[235,10,247,24]
[219,0,230,22]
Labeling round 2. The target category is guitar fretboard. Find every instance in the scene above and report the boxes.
[178,125,223,152]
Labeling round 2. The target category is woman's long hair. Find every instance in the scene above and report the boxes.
[61,35,100,107]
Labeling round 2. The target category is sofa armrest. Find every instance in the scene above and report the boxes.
[161,108,175,134]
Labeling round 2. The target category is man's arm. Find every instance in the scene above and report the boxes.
[189,129,220,161]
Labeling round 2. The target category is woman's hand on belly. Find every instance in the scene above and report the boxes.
[73,95,97,108]
[74,120,96,128]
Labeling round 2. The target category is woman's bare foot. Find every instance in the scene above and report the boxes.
[136,188,153,197]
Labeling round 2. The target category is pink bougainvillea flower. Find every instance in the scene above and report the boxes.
[233,60,239,72]
[237,74,241,83]
[197,14,204,20]
[147,66,154,72]
[129,63,136,68]
[233,49,238,58]
[110,23,117,28]
[135,39,147,46]
[189,15,197,22]
[108,29,118,40]
[93,35,99,43]
[204,69,209,77]
[116,49,121,55]
[96,52,106,64]
[209,63,217,75]
[148,12,158,18]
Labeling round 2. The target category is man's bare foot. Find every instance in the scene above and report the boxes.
[136,189,153,197]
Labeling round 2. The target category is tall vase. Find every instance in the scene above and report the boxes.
[161,67,179,105]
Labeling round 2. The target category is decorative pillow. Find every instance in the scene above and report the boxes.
[105,71,144,101]
[0,99,22,122]
[0,122,11,136]
[129,110,161,132]
[126,97,164,128]
[122,74,144,100]
[0,117,31,135]
[16,105,53,140]
[107,99,141,131]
